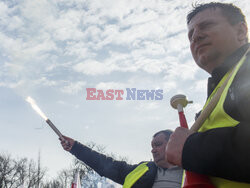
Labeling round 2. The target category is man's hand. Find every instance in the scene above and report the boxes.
[60,135,75,152]
[166,127,193,167]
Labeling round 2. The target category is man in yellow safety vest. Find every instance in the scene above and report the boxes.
[166,2,250,188]
[61,130,183,187]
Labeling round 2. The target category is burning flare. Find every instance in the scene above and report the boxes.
[26,96,48,120]
[26,96,64,140]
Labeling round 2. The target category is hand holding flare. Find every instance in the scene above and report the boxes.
[167,94,215,188]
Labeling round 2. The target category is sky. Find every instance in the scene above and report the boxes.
[1,0,249,182]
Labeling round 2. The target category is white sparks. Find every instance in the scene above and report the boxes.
[26,96,48,120]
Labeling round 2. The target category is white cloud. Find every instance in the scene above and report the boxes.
[6,16,24,31]
[162,81,177,93]
[132,41,166,57]
[92,25,120,50]
[0,2,24,31]
[50,10,84,41]
[20,0,56,26]
[57,100,80,108]
[135,58,167,74]
[122,8,159,27]
[192,79,208,92]
[89,0,135,20]
[61,81,86,94]
[0,80,25,89]
[64,41,95,59]
[4,62,24,76]
[165,59,198,80]
[95,82,127,90]
[0,1,9,16]
[135,101,161,111]
[0,32,23,57]
[24,38,57,58]
[118,22,166,45]
[0,0,198,81]
[33,77,58,87]
[73,60,118,75]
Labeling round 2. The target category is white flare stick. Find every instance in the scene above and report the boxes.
[26,96,64,140]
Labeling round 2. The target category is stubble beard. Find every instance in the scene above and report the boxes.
[197,49,222,73]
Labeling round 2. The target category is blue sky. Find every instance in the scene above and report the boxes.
[1,0,249,180]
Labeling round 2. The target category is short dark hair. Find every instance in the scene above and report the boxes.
[153,129,173,141]
[187,2,247,25]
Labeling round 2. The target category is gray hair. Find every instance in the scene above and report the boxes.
[153,129,173,141]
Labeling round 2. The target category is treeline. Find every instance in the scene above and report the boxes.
[0,151,45,188]
[0,142,127,188]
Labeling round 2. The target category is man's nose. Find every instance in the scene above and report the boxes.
[151,148,156,153]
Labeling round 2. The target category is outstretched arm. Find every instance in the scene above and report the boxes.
[60,135,136,185]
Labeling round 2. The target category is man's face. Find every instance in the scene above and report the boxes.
[151,133,169,168]
[188,8,243,74]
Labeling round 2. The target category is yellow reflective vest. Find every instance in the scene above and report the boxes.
[199,51,250,188]
[124,162,184,188]
[123,162,149,188]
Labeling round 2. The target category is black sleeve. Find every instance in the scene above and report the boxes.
[70,141,137,184]
[182,123,250,183]
[182,54,250,183]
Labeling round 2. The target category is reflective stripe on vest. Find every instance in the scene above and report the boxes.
[123,162,149,188]
[181,170,186,187]
[199,53,250,188]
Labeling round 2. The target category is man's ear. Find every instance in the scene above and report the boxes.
[236,22,248,43]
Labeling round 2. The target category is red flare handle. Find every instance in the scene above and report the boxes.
[179,111,188,128]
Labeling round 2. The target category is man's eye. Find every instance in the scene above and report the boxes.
[188,31,193,41]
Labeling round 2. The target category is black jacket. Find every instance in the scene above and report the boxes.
[70,141,157,187]
[182,44,250,183]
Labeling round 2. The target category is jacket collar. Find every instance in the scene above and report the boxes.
[207,43,250,97]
